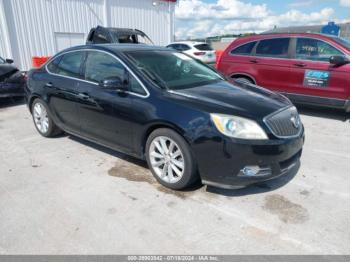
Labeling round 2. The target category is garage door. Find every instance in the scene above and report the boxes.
[55,32,85,52]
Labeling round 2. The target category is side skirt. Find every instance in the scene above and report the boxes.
[281,92,348,111]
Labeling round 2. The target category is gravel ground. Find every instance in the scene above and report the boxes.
[0,98,349,254]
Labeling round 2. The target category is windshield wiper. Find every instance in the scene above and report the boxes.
[138,67,168,90]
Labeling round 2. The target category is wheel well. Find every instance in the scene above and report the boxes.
[28,96,39,113]
[231,74,256,84]
[141,124,186,157]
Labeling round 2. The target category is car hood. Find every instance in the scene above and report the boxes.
[167,80,292,120]
[0,64,18,80]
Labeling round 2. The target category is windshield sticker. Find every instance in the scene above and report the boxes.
[303,70,330,88]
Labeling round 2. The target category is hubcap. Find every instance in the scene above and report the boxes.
[33,103,49,134]
[149,136,185,184]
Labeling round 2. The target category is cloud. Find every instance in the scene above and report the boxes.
[175,0,340,40]
[288,1,313,8]
[340,0,350,7]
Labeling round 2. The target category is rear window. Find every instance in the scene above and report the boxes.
[231,41,256,55]
[194,44,213,51]
[47,52,84,78]
[256,38,290,58]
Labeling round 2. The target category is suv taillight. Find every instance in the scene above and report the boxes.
[194,52,206,56]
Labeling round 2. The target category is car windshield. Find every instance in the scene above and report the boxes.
[0,57,5,64]
[332,37,350,50]
[125,50,223,90]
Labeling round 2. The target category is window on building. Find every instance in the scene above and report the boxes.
[256,38,290,58]
[296,38,344,62]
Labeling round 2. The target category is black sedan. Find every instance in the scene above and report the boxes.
[0,57,26,98]
[25,44,304,190]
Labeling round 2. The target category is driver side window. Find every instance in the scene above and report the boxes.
[296,38,344,62]
[84,51,125,83]
[84,51,147,96]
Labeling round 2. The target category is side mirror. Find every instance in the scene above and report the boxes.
[5,59,14,64]
[99,77,126,91]
[329,55,349,66]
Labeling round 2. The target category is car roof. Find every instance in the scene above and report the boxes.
[236,32,337,42]
[167,41,207,46]
[106,27,145,34]
[59,44,170,55]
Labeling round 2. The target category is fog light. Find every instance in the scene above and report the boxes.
[239,166,272,177]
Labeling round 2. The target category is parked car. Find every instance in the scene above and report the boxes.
[0,56,26,98]
[86,26,154,45]
[217,33,350,112]
[166,41,216,64]
[25,44,304,190]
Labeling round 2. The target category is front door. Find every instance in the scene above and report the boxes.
[76,50,133,152]
[288,37,350,102]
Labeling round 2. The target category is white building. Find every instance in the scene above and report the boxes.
[0,0,177,70]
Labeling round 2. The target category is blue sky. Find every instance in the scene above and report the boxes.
[175,0,350,39]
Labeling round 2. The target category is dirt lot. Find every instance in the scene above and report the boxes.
[0,99,349,254]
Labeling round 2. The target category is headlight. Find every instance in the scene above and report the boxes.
[211,113,268,140]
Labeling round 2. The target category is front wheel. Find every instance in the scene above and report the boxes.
[146,128,199,190]
[31,98,62,137]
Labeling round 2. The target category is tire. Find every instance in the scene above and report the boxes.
[234,77,254,85]
[31,98,62,137]
[145,128,198,190]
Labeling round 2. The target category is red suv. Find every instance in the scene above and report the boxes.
[217,33,350,112]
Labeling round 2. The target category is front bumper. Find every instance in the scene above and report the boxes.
[192,129,305,189]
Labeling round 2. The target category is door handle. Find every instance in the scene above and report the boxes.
[45,82,53,88]
[78,93,90,100]
[294,63,307,68]
[250,59,258,64]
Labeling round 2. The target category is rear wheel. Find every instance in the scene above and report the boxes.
[32,99,62,137]
[234,77,254,85]
[146,128,198,190]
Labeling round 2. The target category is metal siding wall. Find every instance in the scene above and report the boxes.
[0,0,12,60]
[5,0,174,70]
[108,0,173,46]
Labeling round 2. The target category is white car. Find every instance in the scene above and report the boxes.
[166,41,216,64]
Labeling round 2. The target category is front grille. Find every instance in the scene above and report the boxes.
[264,106,302,138]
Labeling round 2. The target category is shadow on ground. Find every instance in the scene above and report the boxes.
[67,134,300,196]
[0,97,25,109]
[296,105,349,122]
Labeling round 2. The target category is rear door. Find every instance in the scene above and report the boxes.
[45,51,85,133]
[288,37,350,101]
[218,40,257,80]
[252,37,294,92]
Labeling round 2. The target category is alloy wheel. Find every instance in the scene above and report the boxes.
[149,136,185,184]
[33,102,49,134]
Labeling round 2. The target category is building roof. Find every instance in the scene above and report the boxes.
[264,22,350,39]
